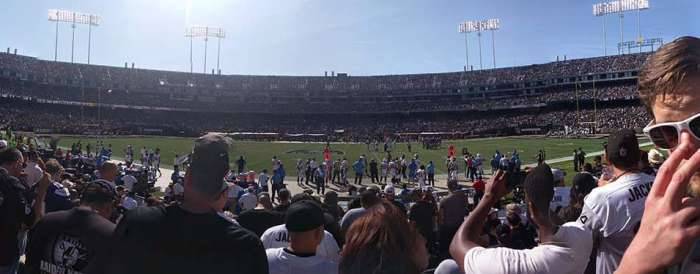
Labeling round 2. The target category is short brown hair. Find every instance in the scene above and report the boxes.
[45,158,64,175]
[639,36,700,113]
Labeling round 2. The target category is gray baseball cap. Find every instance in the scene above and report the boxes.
[189,133,231,197]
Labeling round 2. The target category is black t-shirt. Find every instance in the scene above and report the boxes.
[409,201,436,236]
[106,205,268,274]
[0,168,33,266]
[369,162,378,173]
[273,203,290,215]
[237,208,283,237]
[25,207,115,274]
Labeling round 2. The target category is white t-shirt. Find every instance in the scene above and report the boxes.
[239,192,258,211]
[261,224,340,262]
[463,222,592,274]
[266,247,338,274]
[258,173,269,187]
[23,161,43,187]
[416,169,426,188]
[121,174,138,191]
[577,172,654,274]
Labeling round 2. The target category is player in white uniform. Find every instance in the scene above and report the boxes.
[340,158,348,185]
[415,165,426,189]
[380,158,388,183]
[140,147,147,165]
[388,159,398,184]
[577,129,654,274]
[296,159,305,185]
[153,148,161,175]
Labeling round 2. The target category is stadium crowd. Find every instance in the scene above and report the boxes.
[0,95,650,142]
[0,37,698,274]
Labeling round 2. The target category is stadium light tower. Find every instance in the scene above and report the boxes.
[458,19,500,70]
[593,0,649,55]
[458,22,471,71]
[186,26,226,74]
[48,9,101,64]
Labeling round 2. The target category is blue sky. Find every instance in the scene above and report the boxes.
[0,0,697,76]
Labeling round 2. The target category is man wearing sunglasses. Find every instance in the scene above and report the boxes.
[616,36,700,273]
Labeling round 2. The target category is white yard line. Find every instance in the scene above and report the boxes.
[524,141,654,168]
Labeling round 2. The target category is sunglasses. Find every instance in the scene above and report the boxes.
[643,113,700,149]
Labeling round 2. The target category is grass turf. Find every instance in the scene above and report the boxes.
[51,135,645,184]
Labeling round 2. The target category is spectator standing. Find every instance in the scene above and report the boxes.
[266,200,338,274]
[340,190,380,234]
[438,180,468,257]
[498,204,536,250]
[340,200,429,274]
[261,197,340,262]
[239,186,258,212]
[273,188,292,214]
[382,185,406,215]
[410,192,438,252]
[23,151,44,187]
[450,165,593,274]
[555,172,597,225]
[578,129,653,274]
[0,148,50,274]
[106,133,268,274]
[43,159,73,213]
[97,161,118,188]
[618,37,700,273]
[25,180,116,274]
[237,193,284,237]
[258,169,269,194]
[322,191,344,222]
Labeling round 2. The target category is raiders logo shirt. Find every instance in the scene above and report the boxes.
[577,172,654,274]
[25,207,115,274]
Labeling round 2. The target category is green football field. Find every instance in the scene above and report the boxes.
[51,135,653,184]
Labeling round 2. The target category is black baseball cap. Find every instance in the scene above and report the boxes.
[572,172,597,196]
[189,133,231,198]
[606,129,640,169]
[285,200,325,232]
[82,179,117,204]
